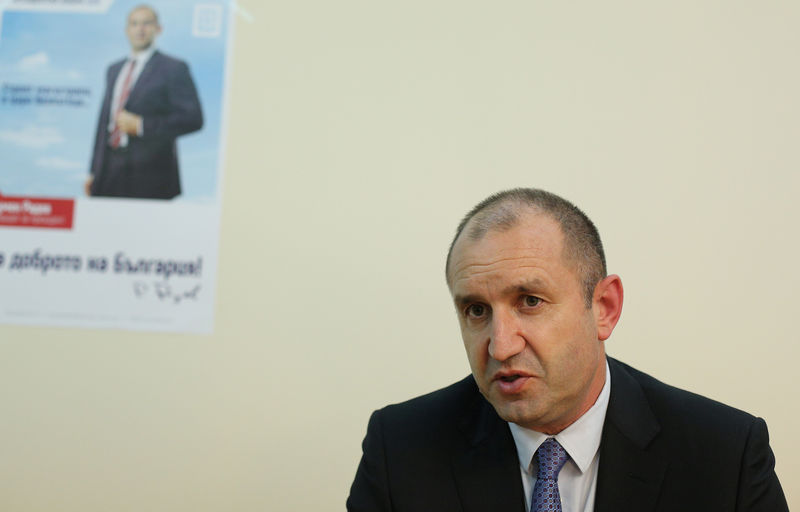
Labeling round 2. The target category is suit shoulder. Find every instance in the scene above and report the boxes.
[151,51,190,69]
[374,376,480,433]
[382,375,478,416]
[108,57,127,69]
[613,358,758,429]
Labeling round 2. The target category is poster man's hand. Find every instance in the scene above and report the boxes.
[116,110,142,135]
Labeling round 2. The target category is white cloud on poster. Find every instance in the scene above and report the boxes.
[35,156,82,171]
[4,0,114,13]
[0,0,115,42]
[0,125,64,149]
[18,51,49,71]
[1,0,252,30]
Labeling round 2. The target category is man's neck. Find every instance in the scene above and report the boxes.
[131,45,156,59]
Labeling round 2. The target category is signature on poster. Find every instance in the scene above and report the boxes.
[133,281,201,304]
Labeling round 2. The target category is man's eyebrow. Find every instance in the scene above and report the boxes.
[453,293,481,308]
[453,279,548,306]
[503,278,548,296]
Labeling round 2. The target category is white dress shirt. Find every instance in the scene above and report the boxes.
[509,360,611,512]
[107,46,156,147]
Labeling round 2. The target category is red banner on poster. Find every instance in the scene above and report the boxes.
[0,194,75,230]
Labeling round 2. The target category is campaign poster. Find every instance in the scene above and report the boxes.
[0,0,233,333]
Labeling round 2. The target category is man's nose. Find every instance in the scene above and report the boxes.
[487,310,525,361]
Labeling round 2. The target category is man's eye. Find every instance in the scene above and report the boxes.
[523,296,541,307]
[465,304,487,318]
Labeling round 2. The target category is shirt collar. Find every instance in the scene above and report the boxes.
[130,46,157,66]
[508,359,611,474]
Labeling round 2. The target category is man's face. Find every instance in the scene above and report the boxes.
[126,7,161,52]
[448,213,607,434]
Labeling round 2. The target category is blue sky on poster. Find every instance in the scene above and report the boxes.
[0,0,230,200]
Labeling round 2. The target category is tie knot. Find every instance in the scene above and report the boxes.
[535,438,569,480]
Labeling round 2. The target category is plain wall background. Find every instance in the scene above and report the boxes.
[1,1,798,510]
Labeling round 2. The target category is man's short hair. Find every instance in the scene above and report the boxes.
[129,4,159,23]
[445,188,607,307]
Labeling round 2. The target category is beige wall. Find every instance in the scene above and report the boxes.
[1,1,799,510]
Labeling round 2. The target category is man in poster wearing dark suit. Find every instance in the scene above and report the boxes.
[86,4,202,199]
[347,188,788,511]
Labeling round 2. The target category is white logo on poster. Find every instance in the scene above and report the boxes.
[193,4,223,38]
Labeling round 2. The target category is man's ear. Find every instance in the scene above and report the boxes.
[592,274,623,341]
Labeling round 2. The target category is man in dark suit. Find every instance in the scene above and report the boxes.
[347,188,788,511]
[86,4,203,199]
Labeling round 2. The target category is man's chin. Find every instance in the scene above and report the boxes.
[488,396,544,428]
[131,41,153,52]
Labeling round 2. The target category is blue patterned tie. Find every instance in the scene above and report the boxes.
[531,438,569,512]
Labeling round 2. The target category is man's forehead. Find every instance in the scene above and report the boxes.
[447,212,567,284]
[128,7,157,22]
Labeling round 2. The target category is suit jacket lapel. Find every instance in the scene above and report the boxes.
[594,359,668,512]
[125,51,161,108]
[101,60,126,123]
[450,390,526,512]
[108,60,125,94]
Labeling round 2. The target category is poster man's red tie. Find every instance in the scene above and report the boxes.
[109,59,136,148]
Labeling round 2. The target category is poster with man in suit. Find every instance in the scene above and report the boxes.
[87,4,203,200]
[0,1,232,333]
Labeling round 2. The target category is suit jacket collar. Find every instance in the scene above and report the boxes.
[594,358,667,512]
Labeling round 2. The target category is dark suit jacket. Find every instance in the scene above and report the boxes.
[347,358,788,511]
[90,51,203,199]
